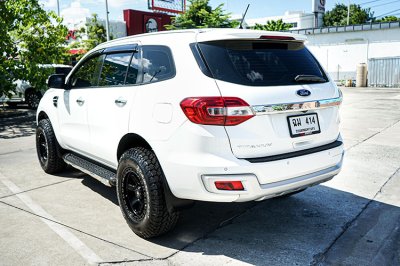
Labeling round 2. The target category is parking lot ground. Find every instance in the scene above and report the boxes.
[0,87,399,265]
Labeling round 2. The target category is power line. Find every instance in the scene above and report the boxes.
[376,8,400,17]
[360,0,387,6]
[368,0,400,8]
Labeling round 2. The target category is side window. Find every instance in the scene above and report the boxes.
[71,55,104,88]
[142,45,175,84]
[98,53,132,87]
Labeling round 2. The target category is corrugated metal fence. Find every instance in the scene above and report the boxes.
[368,57,400,88]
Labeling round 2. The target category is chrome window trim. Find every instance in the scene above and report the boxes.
[251,95,342,115]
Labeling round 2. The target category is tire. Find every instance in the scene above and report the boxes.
[26,90,41,109]
[117,147,179,238]
[36,119,67,174]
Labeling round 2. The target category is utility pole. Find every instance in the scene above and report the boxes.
[56,0,60,16]
[347,0,351,25]
[105,0,110,41]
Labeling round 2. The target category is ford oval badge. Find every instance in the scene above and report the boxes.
[296,89,311,97]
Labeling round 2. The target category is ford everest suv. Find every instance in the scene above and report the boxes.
[36,29,344,238]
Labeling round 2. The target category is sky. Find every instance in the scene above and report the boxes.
[39,0,400,28]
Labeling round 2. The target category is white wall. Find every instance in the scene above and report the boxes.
[306,27,400,81]
[246,11,315,30]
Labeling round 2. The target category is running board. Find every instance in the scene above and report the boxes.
[63,153,116,186]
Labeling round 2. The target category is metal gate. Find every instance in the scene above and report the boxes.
[368,57,400,88]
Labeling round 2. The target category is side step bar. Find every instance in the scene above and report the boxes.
[63,153,116,186]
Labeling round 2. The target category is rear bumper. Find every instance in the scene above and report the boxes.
[202,157,342,202]
[157,133,344,202]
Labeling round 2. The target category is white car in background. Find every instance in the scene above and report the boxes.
[36,29,344,238]
[1,64,72,109]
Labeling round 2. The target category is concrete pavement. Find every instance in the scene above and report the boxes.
[0,87,399,265]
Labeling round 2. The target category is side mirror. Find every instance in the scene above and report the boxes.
[47,74,66,89]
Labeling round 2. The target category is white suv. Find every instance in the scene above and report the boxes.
[36,29,344,238]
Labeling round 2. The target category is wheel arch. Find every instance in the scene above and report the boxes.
[24,87,37,97]
[117,133,152,161]
[117,133,194,211]
[36,110,64,149]
[37,111,49,122]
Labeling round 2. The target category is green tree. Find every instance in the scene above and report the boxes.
[63,13,110,63]
[78,13,110,51]
[375,16,400,22]
[252,19,292,31]
[323,4,374,26]
[0,0,68,95]
[165,0,238,30]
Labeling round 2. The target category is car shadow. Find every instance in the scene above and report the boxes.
[0,106,36,139]
[79,172,400,265]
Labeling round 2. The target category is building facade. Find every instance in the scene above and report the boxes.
[245,11,318,30]
[290,22,400,87]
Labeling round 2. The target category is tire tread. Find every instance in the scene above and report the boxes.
[118,147,178,238]
[36,119,66,174]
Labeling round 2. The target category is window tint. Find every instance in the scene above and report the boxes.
[71,55,104,88]
[98,53,132,86]
[142,46,175,84]
[197,41,327,86]
[125,52,140,85]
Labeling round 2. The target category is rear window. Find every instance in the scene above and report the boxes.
[142,45,175,84]
[197,40,328,86]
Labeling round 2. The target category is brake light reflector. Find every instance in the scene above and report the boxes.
[180,97,255,126]
[260,35,295,40]
[215,181,244,191]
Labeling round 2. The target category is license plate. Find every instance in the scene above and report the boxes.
[287,113,321,138]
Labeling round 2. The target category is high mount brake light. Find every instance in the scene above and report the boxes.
[180,97,255,126]
[259,35,295,40]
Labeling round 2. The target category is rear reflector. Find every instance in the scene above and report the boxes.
[260,35,295,41]
[180,97,255,126]
[215,181,244,191]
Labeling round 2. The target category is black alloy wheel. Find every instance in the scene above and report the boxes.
[121,168,147,223]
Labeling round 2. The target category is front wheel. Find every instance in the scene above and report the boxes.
[36,119,67,174]
[117,147,179,238]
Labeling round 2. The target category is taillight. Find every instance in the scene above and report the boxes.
[180,97,255,126]
[215,181,244,191]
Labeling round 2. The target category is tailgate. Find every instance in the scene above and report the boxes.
[217,80,341,158]
[196,38,342,159]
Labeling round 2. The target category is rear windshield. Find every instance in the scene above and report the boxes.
[197,40,328,86]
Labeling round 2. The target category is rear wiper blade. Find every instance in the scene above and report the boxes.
[294,75,327,83]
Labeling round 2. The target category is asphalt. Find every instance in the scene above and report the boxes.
[0,87,399,265]
[0,105,36,139]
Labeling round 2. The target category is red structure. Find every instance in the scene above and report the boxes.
[123,9,173,36]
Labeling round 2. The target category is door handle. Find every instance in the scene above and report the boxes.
[115,98,127,107]
[76,98,85,106]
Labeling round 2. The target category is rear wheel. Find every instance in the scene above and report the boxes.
[36,119,67,174]
[117,147,179,238]
[26,90,41,109]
